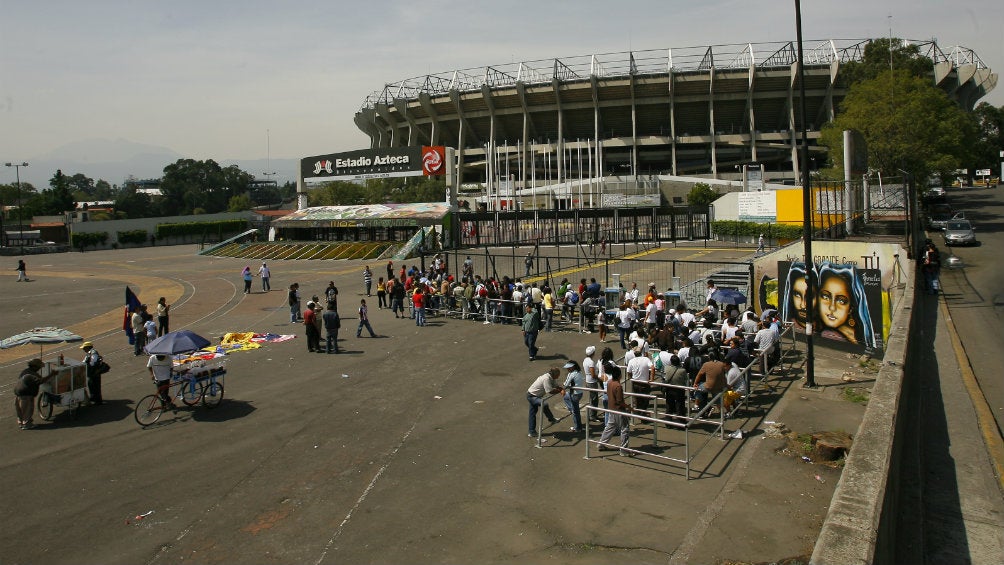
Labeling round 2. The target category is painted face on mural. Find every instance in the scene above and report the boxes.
[818,273,852,331]
[790,275,809,324]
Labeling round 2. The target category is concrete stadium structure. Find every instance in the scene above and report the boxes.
[355,39,996,185]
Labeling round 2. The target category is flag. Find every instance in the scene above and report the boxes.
[124,286,142,344]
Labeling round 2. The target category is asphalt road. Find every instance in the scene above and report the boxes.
[936,184,1004,437]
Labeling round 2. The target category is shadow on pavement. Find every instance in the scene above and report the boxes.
[891,291,969,563]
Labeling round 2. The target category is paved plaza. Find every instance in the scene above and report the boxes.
[0,243,991,564]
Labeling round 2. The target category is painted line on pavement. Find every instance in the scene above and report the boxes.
[939,298,1004,490]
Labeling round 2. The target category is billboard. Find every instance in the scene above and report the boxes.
[754,241,903,357]
[301,146,446,182]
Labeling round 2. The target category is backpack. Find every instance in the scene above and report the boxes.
[568,292,579,305]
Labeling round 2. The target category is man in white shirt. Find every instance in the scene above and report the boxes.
[147,353,176,408]
[526,368,562,437]
[582,346,601,422]
[627,349,656,413]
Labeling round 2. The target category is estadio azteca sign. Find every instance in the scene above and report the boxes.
[302,146,446,182]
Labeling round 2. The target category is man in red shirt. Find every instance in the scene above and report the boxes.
[303,302,321,352]
[412,288,426,326]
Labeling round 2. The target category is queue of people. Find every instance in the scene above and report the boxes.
[523,300,785,454]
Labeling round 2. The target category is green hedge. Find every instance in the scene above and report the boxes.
[117,229,148,245]
[155,219,248,239]
[712,220,803,240]
[71,232,109,250]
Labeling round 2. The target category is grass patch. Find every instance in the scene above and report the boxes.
[842,386,869,404]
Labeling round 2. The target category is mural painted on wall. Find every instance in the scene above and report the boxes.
[754,241,904,357]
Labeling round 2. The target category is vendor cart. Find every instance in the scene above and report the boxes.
[37,359,89,420]
[173,359,226,408]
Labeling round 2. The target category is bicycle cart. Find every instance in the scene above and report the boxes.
[37,359,89,421]
[134,360,227,426]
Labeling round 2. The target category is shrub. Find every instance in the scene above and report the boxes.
[116,229,148,245]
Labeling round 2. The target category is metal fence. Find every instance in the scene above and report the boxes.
[456,206,710,248]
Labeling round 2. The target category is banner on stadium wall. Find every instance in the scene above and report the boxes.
[301,146,446,182]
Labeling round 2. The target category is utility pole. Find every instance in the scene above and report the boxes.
[795,0,816,388]
[4,162,29,254]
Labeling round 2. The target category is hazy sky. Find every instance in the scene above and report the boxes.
[2,0,1002,168]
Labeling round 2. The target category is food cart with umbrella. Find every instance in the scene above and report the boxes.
[135,330,226,426]
[1,327,88,420]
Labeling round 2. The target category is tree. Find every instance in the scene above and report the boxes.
[820,70,974,182]
[160,159,254,215]
[965,102,1004,182]
[839,38,934,85]
[687,182,718,206]
[66,173,96,197]
[114,184,154,219]
[227,193,252,212]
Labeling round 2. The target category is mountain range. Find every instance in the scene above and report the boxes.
[10,138,298,189]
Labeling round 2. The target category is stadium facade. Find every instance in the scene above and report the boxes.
[355,39,996,186]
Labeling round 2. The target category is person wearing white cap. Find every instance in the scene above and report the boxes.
[80,341,104,405]
[582,346,601,422]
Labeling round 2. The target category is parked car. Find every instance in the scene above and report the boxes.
[926,203,953,230]
[943,219,976,246]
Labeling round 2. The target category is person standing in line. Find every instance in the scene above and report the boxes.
[391,278,406,318]
[156,297,171,337]
[597,359,630,455]
[526,367,562,437]
[524,252,533,277]
[258,262,271,292]
[626,346,656,413]
[15,259,28,282]
[14,359,51,429]
[363,266,373,296]
[81,341,104,405]
[242,266,253,294]
[304,301,321,352]
[521,304,541,361]
[356,299,377,338]
[147,353,176,409]
[562,360,586,433]
[582,346,602,422]
[376,277,387,309]
[323,303,341,354]
[132,305,148,356]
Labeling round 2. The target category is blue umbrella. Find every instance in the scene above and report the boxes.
[144,330,211,355]
[710,288,747,305]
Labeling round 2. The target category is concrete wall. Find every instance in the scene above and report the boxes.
[69,211,254,250]
[810,268,916,564]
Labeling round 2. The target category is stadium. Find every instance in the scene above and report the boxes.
[354,38,996,187]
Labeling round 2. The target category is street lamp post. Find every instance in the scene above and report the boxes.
[4,162,29,253]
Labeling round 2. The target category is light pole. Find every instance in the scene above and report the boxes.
[4,162,28,253]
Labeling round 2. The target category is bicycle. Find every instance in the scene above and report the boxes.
[134,370,225,426]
